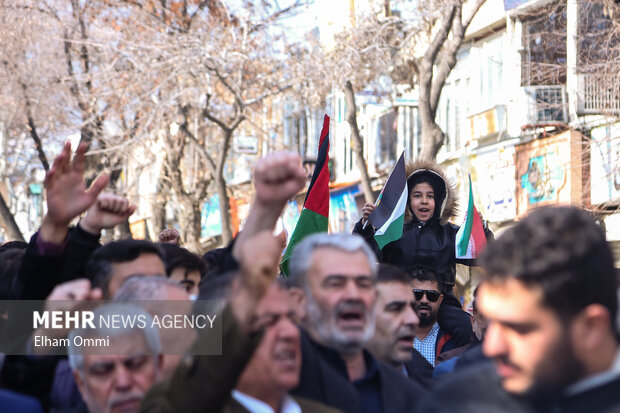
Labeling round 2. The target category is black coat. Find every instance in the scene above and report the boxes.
[418,359,620,413]
[354,218,475,289]
[403,349,435,389]
[292,330,424,413]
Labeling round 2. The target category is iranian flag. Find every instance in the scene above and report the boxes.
[455,174,487,259]
[368,152,407,249]
[280,114,330,276]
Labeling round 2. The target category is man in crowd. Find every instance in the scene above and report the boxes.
[230,282,339,413]
[411,269,467,367]
[419,206,620,413]
[87,240,166,299]
[366,264,433,389]
[114,275,193,378]
[159,243,207,298]
[140,151,311,412]
[68,304,163,413]
[288,233,425,413]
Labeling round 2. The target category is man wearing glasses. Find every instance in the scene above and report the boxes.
[411,269,470,367]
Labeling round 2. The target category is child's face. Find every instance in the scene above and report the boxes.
[409,182,435,223]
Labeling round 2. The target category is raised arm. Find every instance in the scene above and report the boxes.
[232,151,306,259]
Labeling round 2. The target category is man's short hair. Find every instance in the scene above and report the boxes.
[478,206,617,332]
[409,267,440,288]
[0,248,25,300]
[113,275,185,301]
[377,264,411,285]
[86,240,164,294]
[288,233,377,289]
[67,303,161,375]
[198,271,238,314]
[159,243,208,278]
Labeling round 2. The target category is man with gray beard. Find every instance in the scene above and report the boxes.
[287,233,424,413]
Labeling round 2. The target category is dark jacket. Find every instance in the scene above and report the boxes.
[292,330,423,413]
[417,362,531,413]
[0,389,45,413]
[353,160,492,289]
[419,360,620,413]
[11,225,101,301]
[140,306,262,413]
[403,349,434,389]
[353,160,487,348]
[224,395,342,413]
[291,331,362,413]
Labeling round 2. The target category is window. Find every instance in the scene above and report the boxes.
[521,2,567,86]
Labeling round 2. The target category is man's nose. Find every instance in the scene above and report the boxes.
[482,322,508,359]
[114,365,133,390]
[403,303,419,328]
[276,316,300,341]
[343,279,362,299]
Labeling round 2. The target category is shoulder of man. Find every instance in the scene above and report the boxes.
[417,362,532,413]
[378,361,426,412]
[292,330,361,412]
[295,396,345,413]
[404,349,434,389]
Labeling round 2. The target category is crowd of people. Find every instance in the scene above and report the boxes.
[0,141,618,413]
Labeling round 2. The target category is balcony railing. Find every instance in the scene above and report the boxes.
[580,73,620,115]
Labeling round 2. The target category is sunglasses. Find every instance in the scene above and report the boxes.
[413,289,441,302]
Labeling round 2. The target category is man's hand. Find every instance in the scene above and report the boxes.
[79,193,137,235]
[234,152,305,259]
[253,151,306,209]
[158,228,181,245]
[31,279,103,354]
[45,278,102,305]
[231,230,287,330]
[361,202,376,225]
[41,141,109,243]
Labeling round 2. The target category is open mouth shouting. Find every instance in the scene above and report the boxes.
[336,303,367,331]
[272,346,299,370]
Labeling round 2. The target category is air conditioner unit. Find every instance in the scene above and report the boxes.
[524,86,567,123]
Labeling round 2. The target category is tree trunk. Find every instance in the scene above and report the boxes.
[179,201,203,254]
[344,80,374,203]
[215,172,233,246]
[150,163,168,241]
[213,129,234,246]
[419,115,445,160]
[150,195,167,242]
[0,192,25,242]
[117,219,133,240]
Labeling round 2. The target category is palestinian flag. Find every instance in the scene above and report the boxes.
[280,114,331,276]
[455,174,487,259]
[368,152,407,249]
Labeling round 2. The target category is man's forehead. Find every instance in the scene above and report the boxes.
[256,285,291,314]
[111,253,165,276]
[377,282,413,301]
[87,332,151,355]
[310,248,372,276]
[478,279,546,320]
[83,352,151,370]
[411,279,438,289]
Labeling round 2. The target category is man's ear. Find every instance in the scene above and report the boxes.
[288,287,307,321]
[157,354,164,374]
[73,369,86,396]
[571,304,612,354]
